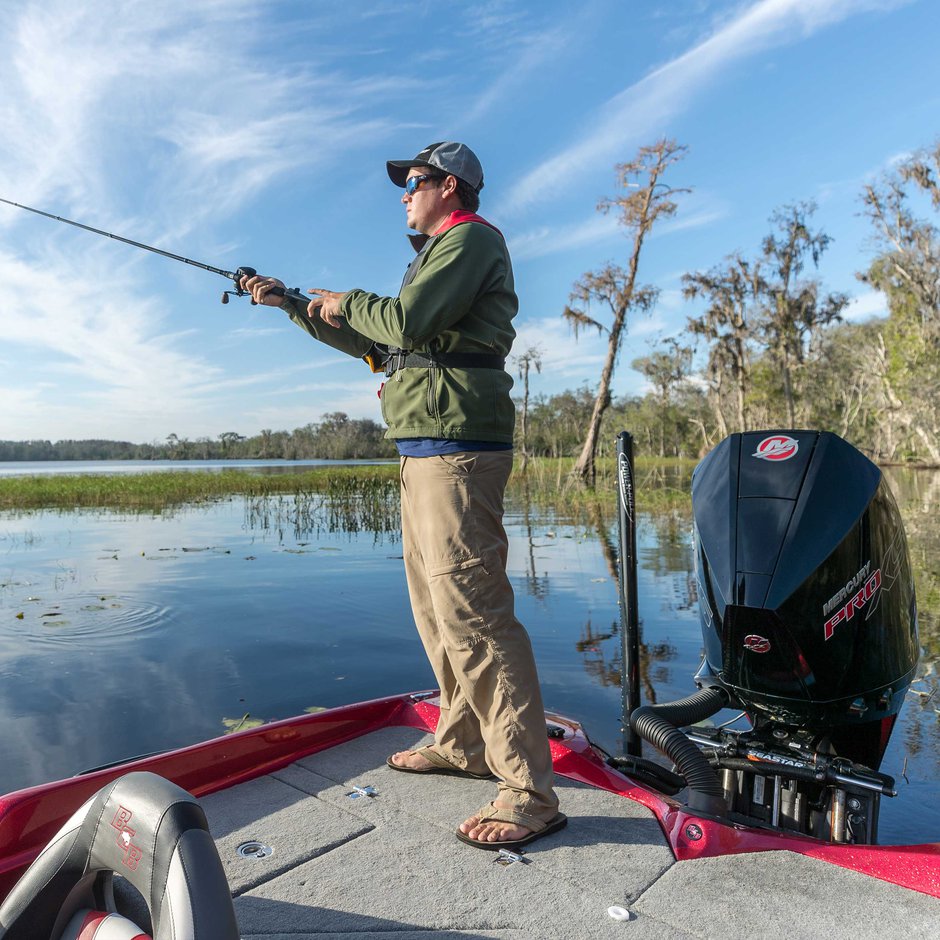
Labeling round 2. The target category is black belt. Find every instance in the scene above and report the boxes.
[383,349,505,377]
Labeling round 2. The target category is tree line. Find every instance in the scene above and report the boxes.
[0,413,396,462]
[549,137,940,480]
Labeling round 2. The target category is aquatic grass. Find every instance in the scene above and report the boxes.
[0,466,401,512]
[508,456,694,514]
[0,459,693,517]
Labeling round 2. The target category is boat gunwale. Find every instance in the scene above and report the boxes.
[1,692,938,903]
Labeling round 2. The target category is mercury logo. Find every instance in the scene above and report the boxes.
[752,435,799,461]
[743,634,771,653]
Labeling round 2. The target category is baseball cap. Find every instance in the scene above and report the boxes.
[387,141,484,192]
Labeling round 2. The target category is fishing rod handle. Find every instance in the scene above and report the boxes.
[232,265,284,304]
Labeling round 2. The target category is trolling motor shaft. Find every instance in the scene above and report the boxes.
[0,197,307,306]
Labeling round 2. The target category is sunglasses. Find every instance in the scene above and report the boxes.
[404,174,441,196]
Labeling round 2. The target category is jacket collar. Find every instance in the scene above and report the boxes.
[407,210,502,253]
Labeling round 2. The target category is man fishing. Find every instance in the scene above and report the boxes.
[241,142,565,850]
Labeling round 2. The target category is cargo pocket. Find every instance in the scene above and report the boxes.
[428,555,503,651]
[436,452,477,477]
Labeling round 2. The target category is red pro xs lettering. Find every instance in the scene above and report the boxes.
[824,569,882,641]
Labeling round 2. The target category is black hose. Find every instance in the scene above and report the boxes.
[716,757,824,786]
[629,687,729,815]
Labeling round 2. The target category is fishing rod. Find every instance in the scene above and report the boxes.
[0,197,309,306]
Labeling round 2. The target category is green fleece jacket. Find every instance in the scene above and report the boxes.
[282,218,518,443]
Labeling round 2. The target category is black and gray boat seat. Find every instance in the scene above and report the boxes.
[0,771,238,940]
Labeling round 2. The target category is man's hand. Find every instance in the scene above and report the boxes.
[307,289,348,328]
[240,273,287,307]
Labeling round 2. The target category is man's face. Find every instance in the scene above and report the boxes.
[402,166,448,234]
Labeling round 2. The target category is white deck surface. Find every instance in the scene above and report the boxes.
[178,725,939,938]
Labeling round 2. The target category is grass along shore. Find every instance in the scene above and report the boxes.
[0,458,695,514]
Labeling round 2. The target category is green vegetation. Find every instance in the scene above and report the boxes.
[555,138,940,469]
[0,458,693,515]
[0,466,400,512]
[514,455,693,514]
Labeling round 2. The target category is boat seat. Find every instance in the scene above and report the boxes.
[59,909,151,939]
[0,771,239,940]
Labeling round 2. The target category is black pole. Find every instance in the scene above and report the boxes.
[617,431,642,757]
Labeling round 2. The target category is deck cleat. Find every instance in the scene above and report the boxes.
[494,848,528,866]
[347,784,378,800]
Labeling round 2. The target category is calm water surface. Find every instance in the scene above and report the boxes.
[0,458,393,477]
[0,463,937,845]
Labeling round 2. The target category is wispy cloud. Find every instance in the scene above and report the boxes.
[508,201,727,261]
[511,316,609,382]
[500,0,912,216]
[227,327,286,340]
[510,307,674,401]
[463,23,571,125]
[1,0,416,231]
[509,215,621,261]
[0,0,419,439]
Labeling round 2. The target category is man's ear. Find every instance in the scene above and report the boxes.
[442,174,459,198]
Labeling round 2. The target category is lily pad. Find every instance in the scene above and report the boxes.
[222,714,265,733]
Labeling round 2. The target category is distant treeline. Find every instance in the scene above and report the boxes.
[0,372,934,466]
[0,413,396,462]
[0,392,694,464]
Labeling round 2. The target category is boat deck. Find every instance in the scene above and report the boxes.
[147,724,938,939]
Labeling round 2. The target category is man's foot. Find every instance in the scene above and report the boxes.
[385,747,495,780]
[456,801,568,851]
[458,804,531,844]
[388,748,437,772]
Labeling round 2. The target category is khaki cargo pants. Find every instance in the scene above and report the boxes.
[400,451,558,826]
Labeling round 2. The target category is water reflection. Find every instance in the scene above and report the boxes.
[244,485,401,543]
[517,479,551,602]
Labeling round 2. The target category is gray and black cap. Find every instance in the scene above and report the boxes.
[387,141,484,192]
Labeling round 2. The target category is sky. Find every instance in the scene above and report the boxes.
[1,0,938,444]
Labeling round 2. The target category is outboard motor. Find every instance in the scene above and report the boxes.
[619,430,919,844]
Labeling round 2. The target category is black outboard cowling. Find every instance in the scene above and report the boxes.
[692,430,918,770]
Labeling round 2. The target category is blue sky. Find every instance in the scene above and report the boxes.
[1,0,937,444]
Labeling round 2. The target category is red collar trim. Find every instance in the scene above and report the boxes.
[432,210,502,238]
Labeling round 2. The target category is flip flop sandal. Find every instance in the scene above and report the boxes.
[455,808,568,851]
[386,747,495,780]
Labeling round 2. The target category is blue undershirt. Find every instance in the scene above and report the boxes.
[395,438,513,457]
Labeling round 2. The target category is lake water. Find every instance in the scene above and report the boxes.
[0,458,394,477]
[0,462,937,845]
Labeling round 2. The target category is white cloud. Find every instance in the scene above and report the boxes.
[242,379,385,431]
[509,215,621,261]
[0,0,425,441]
[509,203,729,262]
[512,316,605,374]
[464,23,570,125]
[500,0,912,216]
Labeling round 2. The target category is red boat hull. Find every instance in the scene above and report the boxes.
[1,693,937,901]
